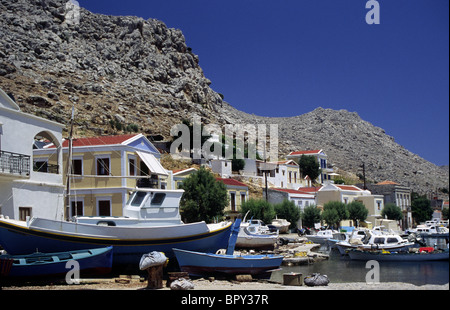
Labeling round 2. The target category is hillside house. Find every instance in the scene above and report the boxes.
[266,160,303,189]
[268,187,318,210]
[33,133,168,218]
[287,149,337,184]
[360,180,413,230]
[317,183,385,228]
[216,177,249,220]
[172,167,197,189]
[210,159,232,178]
[0,88,65,221]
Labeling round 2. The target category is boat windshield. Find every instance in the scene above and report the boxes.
[130,191,147,207]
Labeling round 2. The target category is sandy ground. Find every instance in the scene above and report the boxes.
[2,277,448,291]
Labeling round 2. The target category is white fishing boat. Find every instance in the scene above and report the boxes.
[305,229,336,245]
[0,188,232,265]
[327,228,369,249]
[336,230,416,255]
[408,225,449,238]
[235,219,278,250]
[271,218,291,234]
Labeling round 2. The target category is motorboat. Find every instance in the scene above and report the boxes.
[336,230,416,255]
[327,228,369,249]
[305,229,336,245]
[0,188,232,265]
[271,218,291,234]
[408,225,449,238]
[346,247,449,261]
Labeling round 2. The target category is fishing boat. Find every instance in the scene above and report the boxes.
[271,218,291,234]
[0,189,232,265]
[408,225,449,238]
[235,220,278,250]
[0,247,113,277]
[173,248,283,276]
[346,248,449,262]
[173,218,283,276]
[327,228,370,249]
[336,231,416,255]
[305,230,336,245]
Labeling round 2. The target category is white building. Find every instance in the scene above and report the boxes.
[0,88,65,221]
[267,187,318,228]
[287,149,337,184]
[210,159,232,178]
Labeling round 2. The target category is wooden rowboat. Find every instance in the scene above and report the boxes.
[0,246,113,277]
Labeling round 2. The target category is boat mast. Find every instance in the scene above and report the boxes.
[64,106,75,221]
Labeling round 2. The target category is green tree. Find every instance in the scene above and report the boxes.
[411,192,433,224]
[299,155,321,182]
[240,199,275,224]
[231,158,245,172]
[381,203,403,221]
[180,167,228,223]
[301,205,322,228]
[322,201,349,229]
[274,199,301,230]
[347,200,368,226]
[321,207,340,229]
[442,207,449,220]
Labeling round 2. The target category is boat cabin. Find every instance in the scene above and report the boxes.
[371,235,405,245]
[74,188,184,226]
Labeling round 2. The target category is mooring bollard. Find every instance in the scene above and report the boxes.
[146,264,164,289]
[139,251,168,289]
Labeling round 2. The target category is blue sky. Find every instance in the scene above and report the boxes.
[78,0,449,166]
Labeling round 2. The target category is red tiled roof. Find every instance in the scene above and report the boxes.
[288,150,322,156]
[276,160,298,166]
[273,188,315,195]
[297,187,321,193]
[216,177,248,188]
[51,134,139,148]
[336,185,363,191]
[377,180,400,185]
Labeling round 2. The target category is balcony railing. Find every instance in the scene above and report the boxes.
[0,150,31,176]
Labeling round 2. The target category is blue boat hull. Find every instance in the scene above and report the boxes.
[1,247,113,277]
[173,248,283,276]
[0,220,232,265]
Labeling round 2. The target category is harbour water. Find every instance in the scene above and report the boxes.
[271,237,449,286]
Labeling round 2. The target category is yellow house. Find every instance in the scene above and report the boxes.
[33,134,168,218]
[172,168,197,189]
[216,177,249,220]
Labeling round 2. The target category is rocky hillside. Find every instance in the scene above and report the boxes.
[0,0,448,194]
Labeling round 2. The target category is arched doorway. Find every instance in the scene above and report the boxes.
[32,131,62,175]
